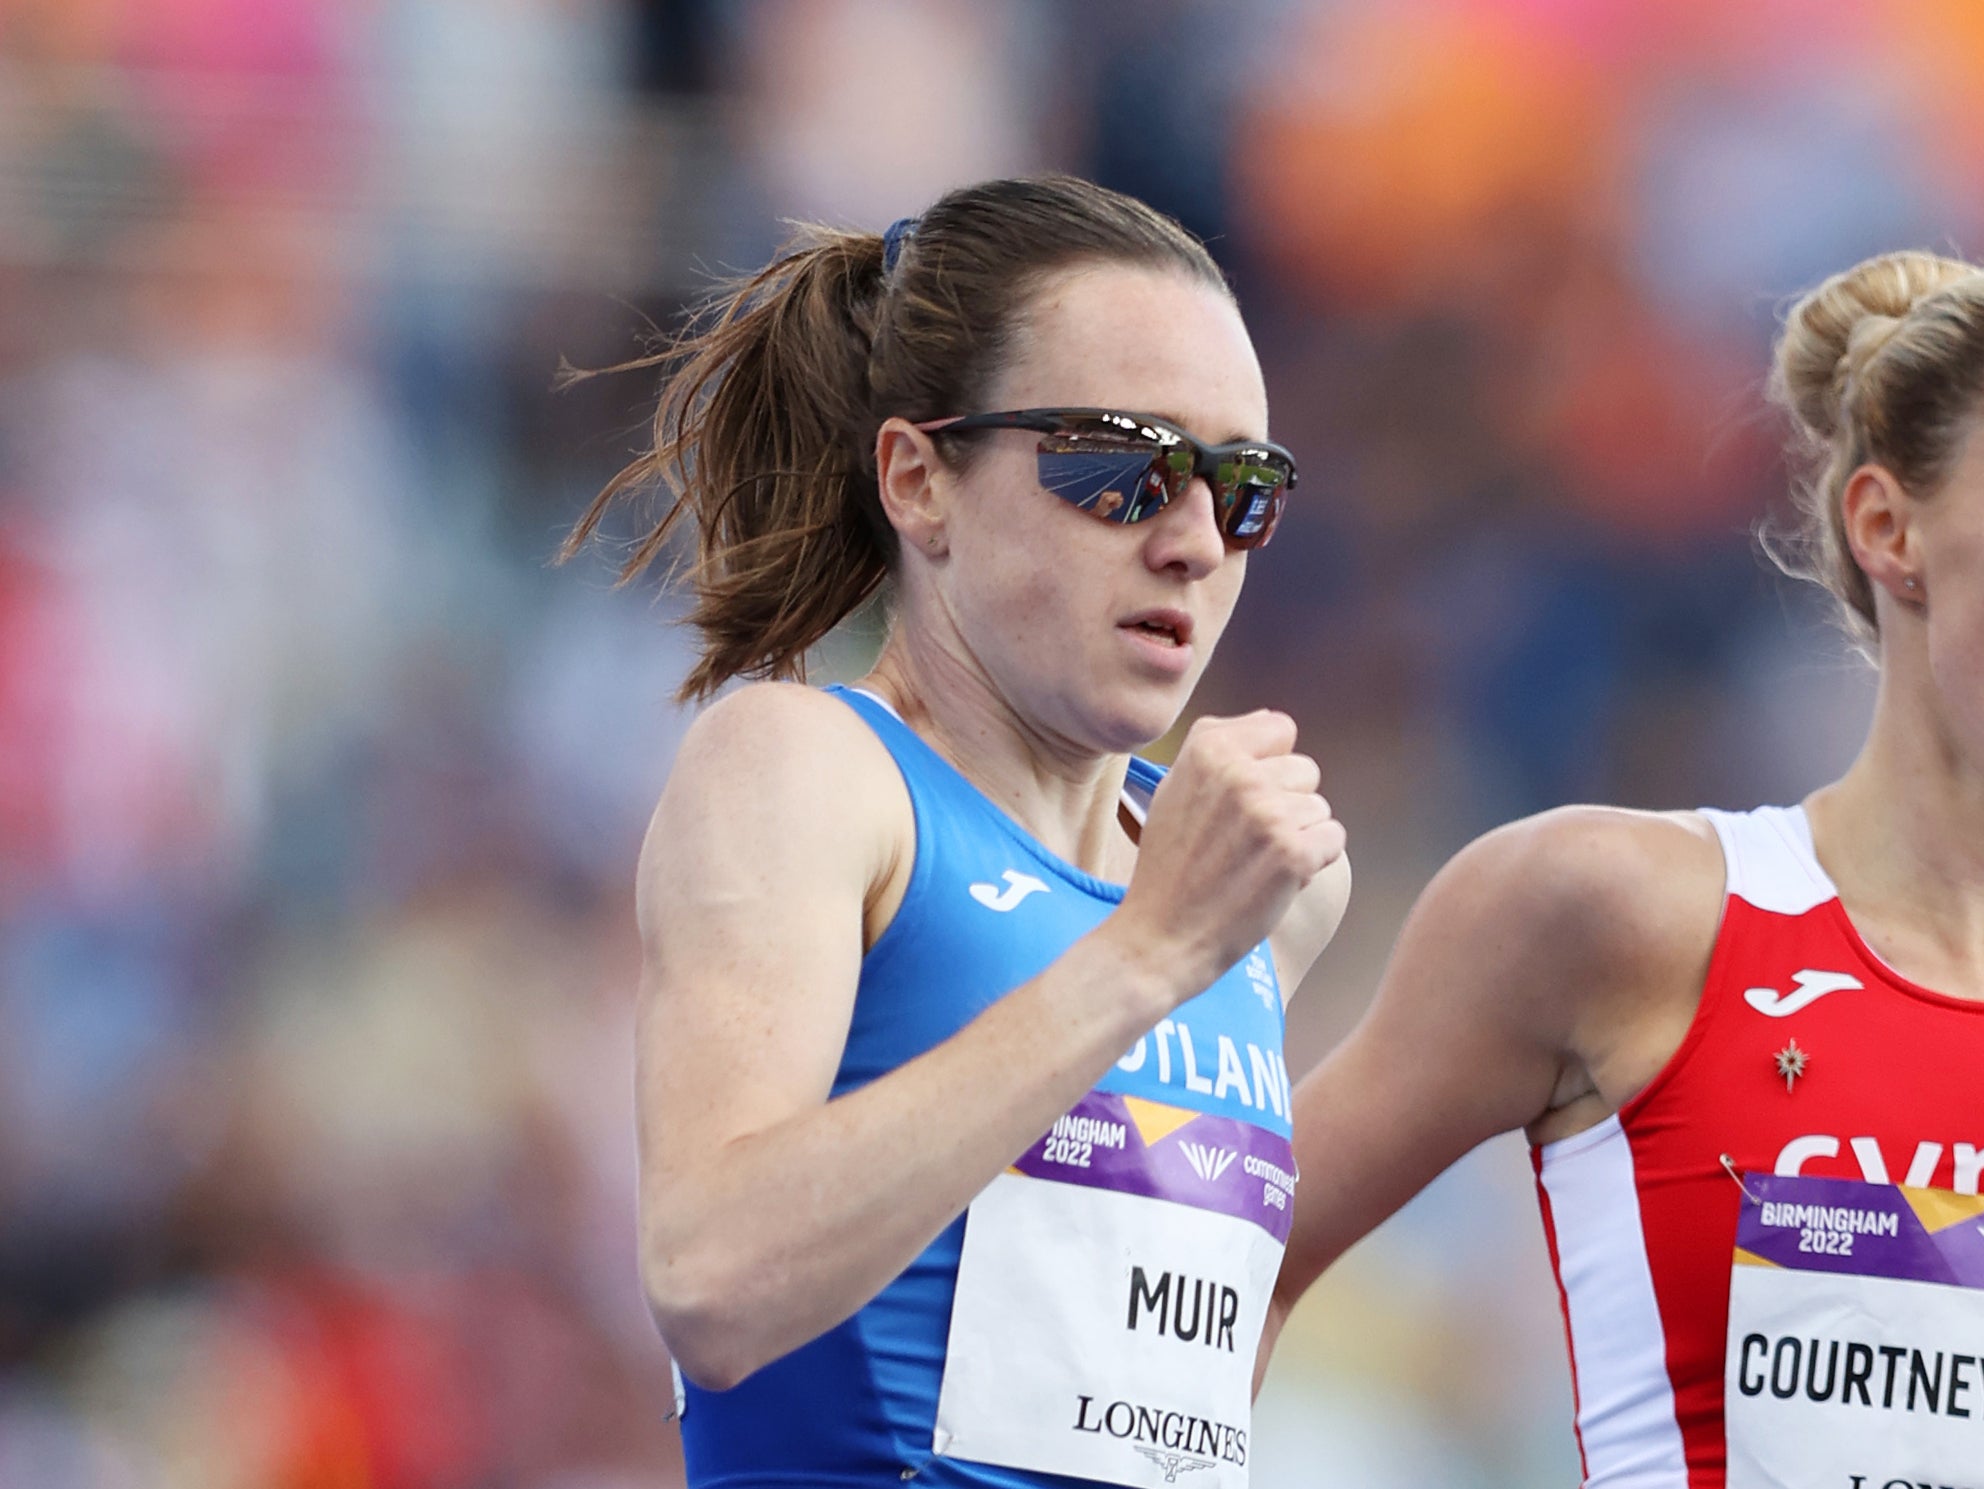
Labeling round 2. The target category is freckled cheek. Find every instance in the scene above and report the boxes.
[969,556,1092,659]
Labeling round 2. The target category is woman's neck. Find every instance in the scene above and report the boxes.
[858,634,1138,880]
[1806,662,1984,994]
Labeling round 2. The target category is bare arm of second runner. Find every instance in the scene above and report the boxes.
[1255,806,1722,1390]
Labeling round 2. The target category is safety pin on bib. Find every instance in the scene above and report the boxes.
[1719,1153,1763,1206]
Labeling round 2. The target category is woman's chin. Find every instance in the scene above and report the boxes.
[1089,691,1191,755]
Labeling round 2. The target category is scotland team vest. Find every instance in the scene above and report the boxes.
[678,686,1298,1489]
[1532,804,1984,1488]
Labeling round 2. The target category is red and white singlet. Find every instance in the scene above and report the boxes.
[1531,804,1984,1487]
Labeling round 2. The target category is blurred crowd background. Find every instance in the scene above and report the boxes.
[4,1,1982,1485]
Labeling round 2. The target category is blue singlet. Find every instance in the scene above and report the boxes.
[678,686,1293,1488]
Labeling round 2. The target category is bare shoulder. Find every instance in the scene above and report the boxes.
[1281,806,1727,1211]
[656,682,910,842]
[1431,804,1723,977]
[665,681,899,793]
[1423,805,1726,1133]
[640,683,911,940]
[1374,804,1726,1086]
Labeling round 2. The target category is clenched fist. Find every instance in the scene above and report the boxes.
[1111,710,1345,1001]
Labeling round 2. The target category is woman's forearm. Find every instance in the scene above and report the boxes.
[641,922,1178,1388]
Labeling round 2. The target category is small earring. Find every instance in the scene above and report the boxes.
[1905,576,1921,591]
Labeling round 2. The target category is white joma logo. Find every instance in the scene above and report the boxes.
[969,869,1050,912]
[1179,1143,1237,1183]
[1743,968,1862,1018]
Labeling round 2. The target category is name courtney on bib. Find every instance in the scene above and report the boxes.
[1725,1171,1984,1489]
[933,1062,1295,1488]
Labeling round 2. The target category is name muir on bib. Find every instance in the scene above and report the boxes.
[1128,1266,1242,1352]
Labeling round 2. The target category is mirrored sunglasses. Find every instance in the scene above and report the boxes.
[914,408,1297,549]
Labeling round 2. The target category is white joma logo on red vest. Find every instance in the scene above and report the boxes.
[1774,1135,1984,1193]
[1743,968,1862,1017]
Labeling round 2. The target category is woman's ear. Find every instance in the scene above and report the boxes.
[875,418,950,560]
[1841,462,1926,608]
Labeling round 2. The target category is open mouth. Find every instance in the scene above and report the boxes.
[1120,611,1193,649]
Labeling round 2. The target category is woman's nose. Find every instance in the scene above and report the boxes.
[1142,476,1227,577]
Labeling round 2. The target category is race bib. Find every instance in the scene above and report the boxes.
[1725,1172,1984,1489]
[931,1089,1295,1488]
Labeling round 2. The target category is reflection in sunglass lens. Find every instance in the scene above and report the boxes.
[988,414,1294,547]
[1036,437,1166,523]
[1217,456,1287,542]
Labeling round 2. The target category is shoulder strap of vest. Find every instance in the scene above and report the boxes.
[1696,804,1836,915]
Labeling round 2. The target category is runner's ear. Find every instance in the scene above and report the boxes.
[875,417,952,560]
[1837,462,1919,609]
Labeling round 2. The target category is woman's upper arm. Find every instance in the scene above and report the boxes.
[1277,806,1723,1292]
[634,685,907,1172]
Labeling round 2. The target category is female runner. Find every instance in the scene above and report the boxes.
[1265,248,1984,1488]
[568,176,1350,1488]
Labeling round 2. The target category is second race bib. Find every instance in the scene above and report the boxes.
[1725,1171,1984,1489]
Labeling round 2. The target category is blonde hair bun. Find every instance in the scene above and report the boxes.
[1773,252,1976,439]
[1766,249,1984,639]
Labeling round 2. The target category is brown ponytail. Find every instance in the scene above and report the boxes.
[560,230,896,701]
[561,175,1226,701]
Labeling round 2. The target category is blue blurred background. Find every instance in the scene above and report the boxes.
[3,1,1980,1484]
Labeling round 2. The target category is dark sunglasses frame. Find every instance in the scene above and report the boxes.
[912,407,1298,549]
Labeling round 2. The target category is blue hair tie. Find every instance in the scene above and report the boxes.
[882,216,919,274]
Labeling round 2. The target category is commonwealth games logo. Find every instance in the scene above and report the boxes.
[1178,1142,1237,1183]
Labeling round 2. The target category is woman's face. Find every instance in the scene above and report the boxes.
[920,263,1272,755]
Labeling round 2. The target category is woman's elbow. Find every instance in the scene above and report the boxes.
[640,1240,764,1391]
